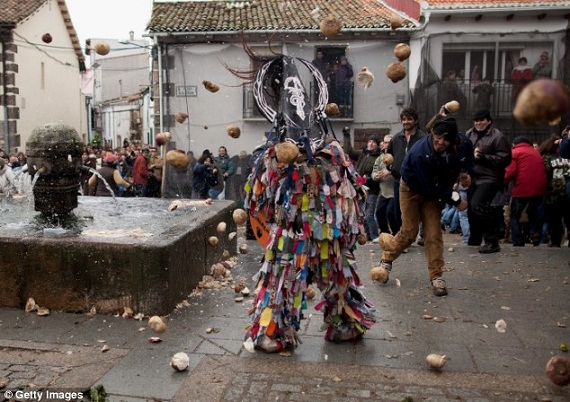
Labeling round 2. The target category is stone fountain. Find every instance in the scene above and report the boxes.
[0,124,236,315]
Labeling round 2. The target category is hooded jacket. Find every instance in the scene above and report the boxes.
[504,142,547,198]
[400,134,462,206]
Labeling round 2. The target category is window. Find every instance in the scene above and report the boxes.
[312,47,353,118]
[440,42,553,117]
[442,42,552,84]
[442,45,495,84]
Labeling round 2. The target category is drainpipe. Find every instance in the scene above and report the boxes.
[154,35,163,135]
[1,29,9,151]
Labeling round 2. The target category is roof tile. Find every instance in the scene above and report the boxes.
[0,0,47,24]
[148,0,415,33]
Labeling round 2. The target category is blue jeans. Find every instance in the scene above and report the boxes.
[375,196,397,234]
[459,210,470,243]
[133,184,146,197]
[208,188,223,200]
[364,193,379,240]
[441,204,458,231]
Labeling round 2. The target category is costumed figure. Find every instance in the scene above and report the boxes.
[242,54,376,352]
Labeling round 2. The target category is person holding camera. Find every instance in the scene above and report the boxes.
[192,152,223,200]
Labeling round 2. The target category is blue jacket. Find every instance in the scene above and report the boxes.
[560,135,570,159]
[400,134,469,206]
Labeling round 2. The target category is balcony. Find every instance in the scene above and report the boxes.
[417,80,555,141]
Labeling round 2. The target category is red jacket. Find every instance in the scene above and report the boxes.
[133,153,151,185]
[504,142,547,198]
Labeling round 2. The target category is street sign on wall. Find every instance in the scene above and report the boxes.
[176,86,197,97]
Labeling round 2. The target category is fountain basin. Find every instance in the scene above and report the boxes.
[0,196,237,315]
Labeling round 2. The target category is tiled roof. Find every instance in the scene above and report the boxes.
[0,0,47,24]
[0,0,84,64]
[422,0,570,10]
[148,0,415,34]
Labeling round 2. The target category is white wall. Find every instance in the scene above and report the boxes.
[96,53,150,101]
[15,0,84,152]
[164,39,411,156]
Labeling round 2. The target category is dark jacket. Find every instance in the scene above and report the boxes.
[343,135,381,194]
[560,136,570,159]
[400,135,462,206]
[465,125,511,186]
[214,155,236,177]
[504,143,547,198]
[193,163,209,199]
[543,152,570,204]
[336,62,353,87]
[387,128,426,180]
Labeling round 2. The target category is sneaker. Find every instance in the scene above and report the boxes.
[416,236,424,246]
[377,260,392,283]
[372,237,380,244]
[478,243,500,254]
[531,234,541,247]
[431,277,448,297]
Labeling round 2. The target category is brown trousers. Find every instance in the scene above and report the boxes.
[380,182,444,280]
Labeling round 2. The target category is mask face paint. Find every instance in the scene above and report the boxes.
[253,56,329,153]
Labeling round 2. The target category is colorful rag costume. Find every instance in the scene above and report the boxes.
[243,55,375,352]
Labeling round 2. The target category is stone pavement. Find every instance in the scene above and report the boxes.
[1,235,569,401]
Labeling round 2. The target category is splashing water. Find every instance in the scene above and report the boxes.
[85,167,118,205]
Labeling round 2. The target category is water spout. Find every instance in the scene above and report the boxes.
[26,124,83,215]
[85,167,118,202]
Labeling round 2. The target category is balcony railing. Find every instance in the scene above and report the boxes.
[418,79,555,141]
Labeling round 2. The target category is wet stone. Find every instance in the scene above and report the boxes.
[0,198,237,315]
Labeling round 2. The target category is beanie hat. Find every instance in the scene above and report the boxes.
[473,108,492,121]
[512,136,532,146]
[432,117,459,144]
[369,134,381,146]
[104,154,118,164]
